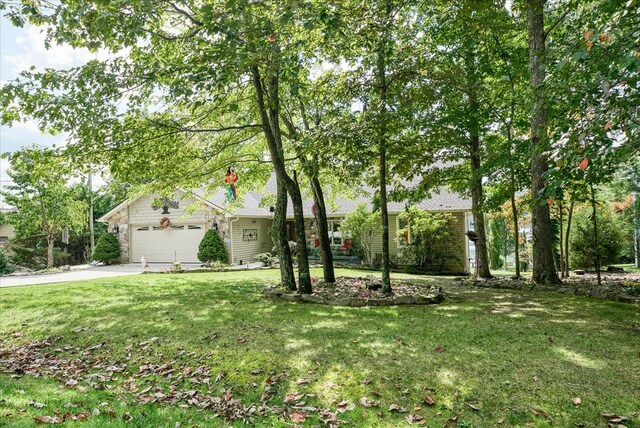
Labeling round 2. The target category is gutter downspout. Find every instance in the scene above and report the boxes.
[229,217,240,265]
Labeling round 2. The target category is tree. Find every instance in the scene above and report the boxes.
[526,0,560,284]
[0,1,346,293]
[197,230,227,264]
[341,203,379,265]
[488,215,515,271]
[1,146,87,269]
[569,205,624,269]
[92,232,121,264]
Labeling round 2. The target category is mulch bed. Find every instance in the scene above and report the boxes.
[264,276,445,307]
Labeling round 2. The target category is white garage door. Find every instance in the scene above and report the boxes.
[131,224,205,263]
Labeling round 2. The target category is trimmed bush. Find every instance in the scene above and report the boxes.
[198,230,227,264]
[92,233,121,264]
[0,250,13,275]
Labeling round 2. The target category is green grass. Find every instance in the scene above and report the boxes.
[1,269,638,427]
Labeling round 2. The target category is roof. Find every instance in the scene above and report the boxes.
[98,172,471,222]
[223,173,471,217]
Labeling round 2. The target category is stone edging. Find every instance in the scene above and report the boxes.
[263,289,445,307]
[466,278,640,304]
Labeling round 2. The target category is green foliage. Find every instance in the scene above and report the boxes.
[197,230,227,264]
[397,208,457,273]
[8,235,71,270]
[0,249,14,275]
[0,146,87,268]
[488,216,514,270]
[254,252,275,267]
[92,233,121,264]
[570,206,624,269]
[341,203,378,265]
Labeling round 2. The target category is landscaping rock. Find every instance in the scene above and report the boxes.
[394,295,415,305]
[263,276,446,307]
[280,294,302,302]
[301,294,325,304]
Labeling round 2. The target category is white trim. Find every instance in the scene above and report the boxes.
[229,217,239,264]
[464,212,470,273]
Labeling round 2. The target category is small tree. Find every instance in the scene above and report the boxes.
[397,208,457,273]
[0,146,87,269]
[570,206,623,269]
[198,230,227,264]
[92,233,121,264]
[341,203,378,265]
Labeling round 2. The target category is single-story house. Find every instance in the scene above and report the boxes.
[98,176,473,273]
[0,207,17,246]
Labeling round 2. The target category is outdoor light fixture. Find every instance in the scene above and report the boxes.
[211,220,218,231]
[112,224,120,234]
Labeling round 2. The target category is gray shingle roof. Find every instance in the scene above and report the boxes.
[200,173,471,218]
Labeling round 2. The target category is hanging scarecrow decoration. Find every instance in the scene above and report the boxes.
[225,167,239,201]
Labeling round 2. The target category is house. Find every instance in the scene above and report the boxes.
[97,176,472,273]
[0,207,17,246]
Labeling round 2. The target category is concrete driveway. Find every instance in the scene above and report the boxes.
[0,264,145,288]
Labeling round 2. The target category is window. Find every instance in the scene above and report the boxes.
[327,220,342,246]
[398,217,411,246]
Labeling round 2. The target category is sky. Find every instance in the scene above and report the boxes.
[0,15,109,206]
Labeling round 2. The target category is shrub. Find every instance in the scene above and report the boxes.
[255,252,274,266]
[198,230,227,263]
[0,250,13,275]
[92,233,121,264]
[341,203,378,264]
[10,237,71,269]
[570,206,624,269]
[397,208,458,273]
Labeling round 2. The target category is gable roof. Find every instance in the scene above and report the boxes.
[98,173,471,222]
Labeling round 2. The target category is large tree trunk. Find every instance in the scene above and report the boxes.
[510,168,521,278]
[564,200,574,277]
[470,136,492,279]
[527,0,560,284]
[251,65,313,293]
[47,232,55,269]
[377,0,392,294]
[272,180,296,290]
[310,175,335,283]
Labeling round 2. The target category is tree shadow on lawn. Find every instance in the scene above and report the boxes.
[1,271,639,427]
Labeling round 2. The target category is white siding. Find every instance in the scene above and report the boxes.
[128,192,207,226]
[231,218,273,265]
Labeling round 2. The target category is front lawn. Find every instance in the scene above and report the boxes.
[1,269,638,427]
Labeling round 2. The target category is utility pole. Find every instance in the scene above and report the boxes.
[88,171,95,258]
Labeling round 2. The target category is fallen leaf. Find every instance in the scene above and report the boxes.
[359,396,380,407]
[360,379,372,385]
[34,415,61,424]
[572,397,581,405]
[435,346,445,352]
[468,403,479,411]
[532,408,547,416]
[584,30,593,39]
[424,396,436,406]
[446,415,459,426]
[604,120,612,131]
[296,377,310,385]
[28,401,46,408]
[389,404,401,412]
[290,411,306,423]
[250,369,263,375]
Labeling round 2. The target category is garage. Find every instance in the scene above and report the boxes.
[131,224,205,263]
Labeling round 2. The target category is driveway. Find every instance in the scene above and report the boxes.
[0,264,145,288]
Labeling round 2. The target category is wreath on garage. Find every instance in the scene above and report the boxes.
[160,217,171,229]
